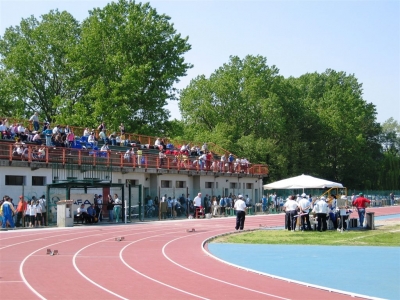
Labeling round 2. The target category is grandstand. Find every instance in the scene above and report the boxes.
[0,117,269,225]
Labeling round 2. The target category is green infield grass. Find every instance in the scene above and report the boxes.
[212,224,400,247]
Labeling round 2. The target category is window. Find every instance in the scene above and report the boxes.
[230,182,237,189]
[246,183,253,189]
[32,176,46,186]
[161,180,172,188]
[126,179,138,187]
[205,182,214,189]
[176,181,186,188]
[5,175,25,185]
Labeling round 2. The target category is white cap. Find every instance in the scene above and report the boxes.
[341,195,347,200]
[320,196,326,201]
[301,193,307,198]
[238,195,243,199]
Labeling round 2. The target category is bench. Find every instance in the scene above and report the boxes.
[74,214,85,224]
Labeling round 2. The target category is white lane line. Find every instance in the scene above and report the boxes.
[161,232,290,300]
[1,230,96,250]
[119,231,209,300]
[72,228,181,300]
[19,227,134,300]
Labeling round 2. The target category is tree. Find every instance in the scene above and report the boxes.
[379,117,400,155]
[76,0,192,135]
[0,10,81,123]
[179,56,383,188]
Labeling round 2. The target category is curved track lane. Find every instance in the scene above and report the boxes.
[1,206,398,300]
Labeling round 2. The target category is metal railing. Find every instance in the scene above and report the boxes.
[0,142,269,176]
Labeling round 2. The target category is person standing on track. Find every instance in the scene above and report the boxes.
[352,192,371,227]
[15,196,27,227]
[113,193,122,223]
[107,195,115,222]
[234,195,246,230]
[1,196,16,229]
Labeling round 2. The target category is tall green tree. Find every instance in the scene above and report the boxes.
[0,10,81,122]
[179,56,383,188]
[76,0,192,134]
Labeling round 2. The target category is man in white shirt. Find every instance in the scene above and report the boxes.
[283,195,299,231]
[77,204,93,223]
[52,125,60,135]
[29,112,40,131]
[193,193,202,210]
[298,193,312,231]
[234,195,246,230]
[313,197,328,232]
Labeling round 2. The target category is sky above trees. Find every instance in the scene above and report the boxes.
[0,0,399,124]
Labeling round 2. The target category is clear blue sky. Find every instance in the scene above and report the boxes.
[1,0,399,124]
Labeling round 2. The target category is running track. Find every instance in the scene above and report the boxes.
[1,206,399,300]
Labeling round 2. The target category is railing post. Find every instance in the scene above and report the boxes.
[8,144,12,162]
[78,150,81,166]
[45,146,49,164]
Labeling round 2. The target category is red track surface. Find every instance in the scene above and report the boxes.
[1,206,398,300]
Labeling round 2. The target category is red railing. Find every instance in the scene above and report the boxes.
[0,142,269,176]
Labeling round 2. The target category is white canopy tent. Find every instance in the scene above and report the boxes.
[263,174,343,190]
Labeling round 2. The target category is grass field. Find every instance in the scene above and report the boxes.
[212,224,400,247]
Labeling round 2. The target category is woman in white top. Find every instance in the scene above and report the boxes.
[25,200,37,228]
[35,200,42,227]
[88,132,97,146]
[113,194,122,223]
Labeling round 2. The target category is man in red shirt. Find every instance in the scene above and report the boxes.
[352,192,371,227]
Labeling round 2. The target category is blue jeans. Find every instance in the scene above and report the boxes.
[108,209,114,222]
[33,121,39,131]
[357,208,365,226]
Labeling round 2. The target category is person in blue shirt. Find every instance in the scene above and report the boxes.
[87,204,97,223]
[1,196,16,229]
[262,195,268,212]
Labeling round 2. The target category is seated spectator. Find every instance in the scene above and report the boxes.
[10,123,18,139]
[154,137,161,148]
[124,147,135,162]
[88,132,97,146]
[116,135,121,145]
[13,139,24,156]
[87,204,98,223]
[32,146,40,160]
[66,131,75,147]
[64,125,71,135]
[21,145,29,161]
[53,134,63,147]
[109,132,117,145]
[83,127,90,137]
[38,145,46,159]
[32,131,42,145]
[100,143,109,152]
[99,129,108,144]
[52,125,60,135]
[77,204,93,223]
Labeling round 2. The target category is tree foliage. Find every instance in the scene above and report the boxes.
[0,10,81,122]
[179,55,385,189]
[0,0,191,135]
